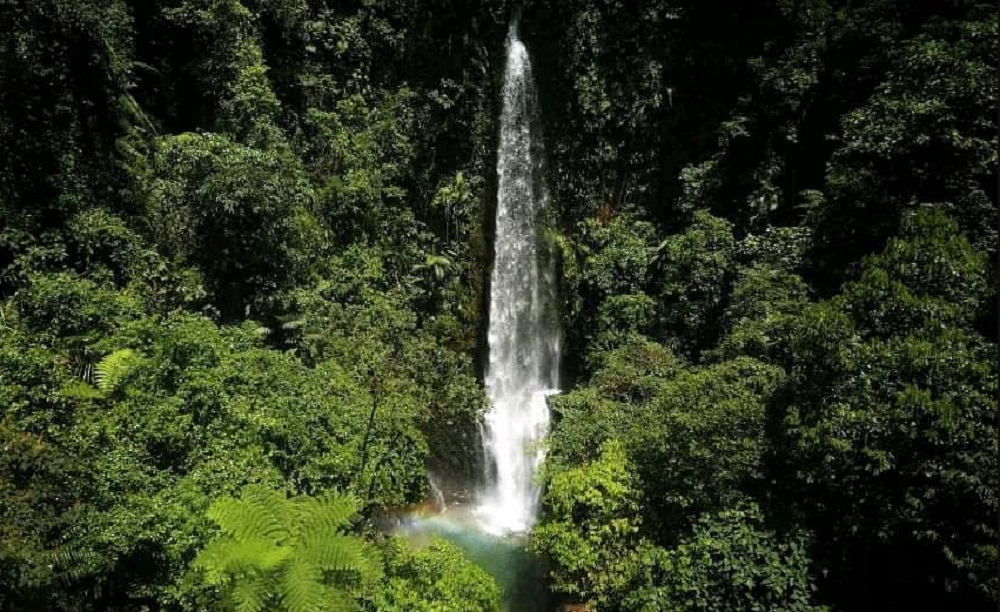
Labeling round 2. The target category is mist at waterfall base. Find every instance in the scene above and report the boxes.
[385,19,560,611]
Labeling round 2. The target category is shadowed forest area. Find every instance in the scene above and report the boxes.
[0,1,996,611]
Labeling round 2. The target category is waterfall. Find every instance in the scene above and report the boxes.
[428,474,447,514]
[476,18,560,536]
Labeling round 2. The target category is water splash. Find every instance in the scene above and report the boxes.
[476,17,560,536]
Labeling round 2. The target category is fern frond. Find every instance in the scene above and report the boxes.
[279,557,325,612]
[208,487,287,542]
[95,348,139,392]
[51,547,102,582]
[325,587,361,612]
[59,379,104,401]
[358,544,384,584]
[193,487,376,612]
[292,491,359,536]
[193,537,289,584]
[229,573,273,612]
[297,535,366,577]
[298,529,382,585]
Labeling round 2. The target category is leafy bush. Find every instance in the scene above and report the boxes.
[531,440,645,609]
[624,503,828,612]
[650,210,736,356]
[367,537,502,612]
[147,132,322,319]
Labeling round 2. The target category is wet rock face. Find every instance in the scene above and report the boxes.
[425,420,481,499]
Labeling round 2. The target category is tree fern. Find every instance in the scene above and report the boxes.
[192,486,382,612]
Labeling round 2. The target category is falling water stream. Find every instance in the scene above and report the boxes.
[390,17,559,610]
[475,14,561,538]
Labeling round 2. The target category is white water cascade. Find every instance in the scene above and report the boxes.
[476,18,561,536]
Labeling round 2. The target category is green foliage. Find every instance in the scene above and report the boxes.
[575,215,657,301]
[736,225,812,273]
[0,0,134,289]
[589,335,683,404]
[14,271,144,340]
[622,357,785,538]
[218,41,285,147]
[563,214,658,379]
[366,537,502,612]
[651,210,736,356]
[271,272,487,497]
[546,337,683,475]
[431,171,477,244]
[676,160,723,215]
[840,208,991,337]
[588,294,659,360]
[0,326,87,609]
[2,1,496,609]
[780,209,997,607]
[193,485,381,612]
[815,12,998,279]
[786,328,997,595]
[542,341,792,607]
[713,264,810,362]
[0,304,449,609]
[67,209,154,285]
[624,503,828,612]
[302,92,417,244]
[531,440,645,609]
[146,132,322,319]
[545,388,620,474]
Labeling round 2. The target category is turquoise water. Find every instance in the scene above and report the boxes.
[392,505,555,611]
